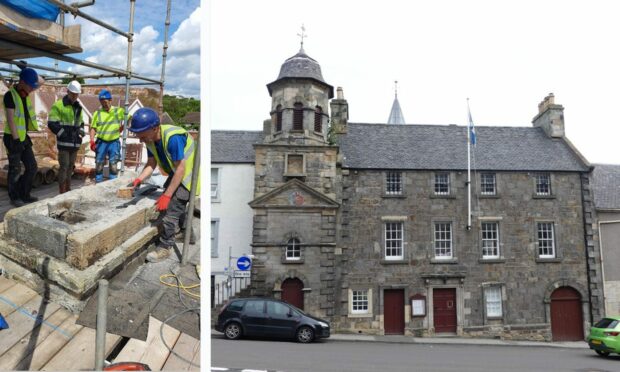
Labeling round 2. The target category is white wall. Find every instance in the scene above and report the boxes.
[210,163,255,287]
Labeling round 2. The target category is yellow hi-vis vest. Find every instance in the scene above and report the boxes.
[92,107,124,141]
[3,87,38,141]
[146,125,200,195]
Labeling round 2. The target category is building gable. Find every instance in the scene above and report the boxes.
[249,178,338,209]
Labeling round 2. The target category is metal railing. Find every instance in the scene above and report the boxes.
[213,277,250,308]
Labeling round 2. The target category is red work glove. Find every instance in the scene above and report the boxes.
[132,178,142,188]
[90,139,96,152]
[155,194,171,211]
[119,124,124,133]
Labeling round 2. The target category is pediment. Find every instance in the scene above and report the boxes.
[249,179,339,209]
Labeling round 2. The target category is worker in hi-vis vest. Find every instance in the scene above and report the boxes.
[48,80,85,194]
[89,89,128,183]
[128,107,200,263]
[2,67,42,207]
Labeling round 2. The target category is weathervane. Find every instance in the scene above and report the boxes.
[394,80,398,98]
[297,24,307,51]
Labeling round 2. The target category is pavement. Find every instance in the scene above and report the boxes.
[211,329,588,349]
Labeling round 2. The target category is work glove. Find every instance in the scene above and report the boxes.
[119,124,124,133]
[155,194,171,212]
[90,139,96,152]
[129,178,142,188]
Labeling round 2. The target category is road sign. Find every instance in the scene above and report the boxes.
[237,256,252,271]
[234,270,251,278]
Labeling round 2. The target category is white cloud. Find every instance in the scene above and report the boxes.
[68,7,200,98]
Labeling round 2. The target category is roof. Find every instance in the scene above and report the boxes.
[211,130,264,163]
[337,123,589,171]
[181,112,200,124]
[591,163,620,210]
[267,49,334,98]
[387,97,405,124]
[160,112,174,124]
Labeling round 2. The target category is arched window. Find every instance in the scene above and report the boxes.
[293,102,303,130]
[275,104,283,132]
[314,106,322,133]
[286,238,301,260]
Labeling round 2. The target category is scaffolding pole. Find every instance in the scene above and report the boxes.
[0,59,123,80]
[47,0,131,38]
[159,0,172,114]
[120,0,136,174]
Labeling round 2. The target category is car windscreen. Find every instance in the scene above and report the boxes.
[594,318,619,329]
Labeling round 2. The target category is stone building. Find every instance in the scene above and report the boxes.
[212,47,605,341]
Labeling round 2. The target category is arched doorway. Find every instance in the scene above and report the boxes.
[282,278,304,310]
[550,286,583,341]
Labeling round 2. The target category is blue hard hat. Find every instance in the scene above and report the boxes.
[98,89,112,100]
[129,107,160,133]
[19,68,39,89]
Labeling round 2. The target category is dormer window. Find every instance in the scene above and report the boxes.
[293,102,303,130]
[275,104,283,132]
[314,106,322,133]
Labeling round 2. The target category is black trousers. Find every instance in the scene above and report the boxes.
[159,177,191,248]
[3,134,37,201]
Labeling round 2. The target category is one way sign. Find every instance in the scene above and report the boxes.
[236,256,252,271]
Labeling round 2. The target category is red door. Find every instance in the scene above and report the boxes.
[384,289,405,335]
[550,287,583,341]
[281,278,304,310]
[433,288,457,333]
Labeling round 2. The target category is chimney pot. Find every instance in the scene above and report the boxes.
[336,87,344,100]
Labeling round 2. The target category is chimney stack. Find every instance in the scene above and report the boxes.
[330,87,348,134]
[532,93,564,138]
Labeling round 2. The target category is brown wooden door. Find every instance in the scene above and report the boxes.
[281,278,304,310]
[433,288,457,333]
[384,289,405,335]
[550,287,583,341]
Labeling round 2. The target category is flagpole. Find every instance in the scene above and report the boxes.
[467,98,472,230]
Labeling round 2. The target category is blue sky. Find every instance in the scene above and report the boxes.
[8,0,200,97]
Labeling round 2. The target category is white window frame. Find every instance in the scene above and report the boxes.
[481,222,499,259]
[211,219,219,258]
[485,286,503,317]
[386,171,403,195]
[537,222,556,258]
[211,167,220,200]
[286,238,301,260]
[351,289,369,314]
[348,288,373,317]
[434,173,450,195]
[384,222,404,260]
[480,173,496,195]
[434,222,453,259]
[535,173,551,196]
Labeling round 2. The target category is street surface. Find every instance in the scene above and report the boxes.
[211,335,620,372]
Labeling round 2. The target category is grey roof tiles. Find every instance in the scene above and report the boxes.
[592,163,620,210]
[211,130,263,163]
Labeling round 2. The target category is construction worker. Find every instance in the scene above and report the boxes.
[48,80,85,194]
[89,89,126,183]
[128,107,200,263]
[2,67,42,207]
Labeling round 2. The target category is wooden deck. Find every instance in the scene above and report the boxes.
[0,276,200,371]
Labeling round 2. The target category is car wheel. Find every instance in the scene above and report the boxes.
[595,350,610,357]
[296,326,314,343]
[224,322,242,340]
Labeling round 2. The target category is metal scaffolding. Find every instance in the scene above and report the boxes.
[0,0,173,173]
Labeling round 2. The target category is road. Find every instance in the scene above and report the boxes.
[211,335,619,372]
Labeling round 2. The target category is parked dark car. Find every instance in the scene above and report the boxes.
[215,297,330,343]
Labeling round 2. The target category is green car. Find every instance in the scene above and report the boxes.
[587,316,620,357]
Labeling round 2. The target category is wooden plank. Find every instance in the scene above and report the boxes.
[0,295,61,354]
[12,314,82,371]
[0,3,63,41]
[0,307,71,370]
[161,333,201,371]
[114,316,181,371]
[40,326,121,371]
[0,281,38,317]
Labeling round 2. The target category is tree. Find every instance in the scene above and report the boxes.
[61,77,85,85]
[162,94,200,127]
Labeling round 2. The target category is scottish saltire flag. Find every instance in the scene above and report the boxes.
[468,102,477,146]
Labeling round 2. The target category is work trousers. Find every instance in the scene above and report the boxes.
[57,149,78,185]
[95,139,120,182]
[3,134,37,201]
[159,181,191,248]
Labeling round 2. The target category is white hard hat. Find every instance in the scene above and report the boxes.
[67,80,81,94]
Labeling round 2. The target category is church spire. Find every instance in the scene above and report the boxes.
[387,80,406,124]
